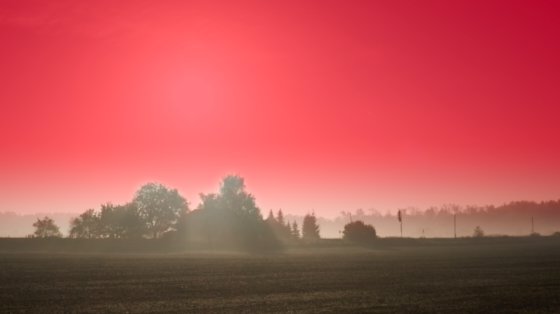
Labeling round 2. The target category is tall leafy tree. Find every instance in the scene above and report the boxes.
[193,175,276,249]
[98,203,121,238]
[218,175,261,219]
[133,183,188,238]
[32,216,62,238]
[69,209,100,238]
[117,202,145,238]
[70,203,144,239]
[98,203,145,238]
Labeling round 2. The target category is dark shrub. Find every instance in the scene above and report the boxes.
[343,220,377,244]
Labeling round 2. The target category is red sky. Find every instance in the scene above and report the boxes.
[1,0,559,217]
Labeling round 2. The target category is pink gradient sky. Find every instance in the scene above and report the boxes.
[1,0,559,217]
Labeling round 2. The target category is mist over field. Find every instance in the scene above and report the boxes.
[3,200,560,238]
[0,212,73,238]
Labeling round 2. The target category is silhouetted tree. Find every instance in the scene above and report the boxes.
[98,203,122,238]
[100,203,145,238]
[291,221,300,239]
[70,203,144,239]
[133,183,188,238]
[265,209,292,243]
[473,226,484,238]
[32,216,62,238]
[266,210,274,221]
[117,202,145,238]
[343,220,376,244]
[69,209,100,238]
[173,204,191,241]
[277,209,285,226]
[187,175,280,249]
[218,175,261,219]
[302,213,320,242]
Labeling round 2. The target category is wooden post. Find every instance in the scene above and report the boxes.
[454,214,457,239]
[398,210,403,238]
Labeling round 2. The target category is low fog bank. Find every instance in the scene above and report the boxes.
[304,200,560,238]
[3,200,560,239]
[0,212,73,237]
[1,236,559,256]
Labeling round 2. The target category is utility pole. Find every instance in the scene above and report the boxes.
[398,210,403,238]
[454,214,457,239]
[531,216,534,234]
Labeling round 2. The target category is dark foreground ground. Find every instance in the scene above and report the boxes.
[1,238,560,313]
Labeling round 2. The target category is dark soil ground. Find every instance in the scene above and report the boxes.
[1,238,560,313]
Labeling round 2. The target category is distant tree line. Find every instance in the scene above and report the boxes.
[67,183,186,239]
[30,176,323,249]
[29,178,560,242]
[334,201,560,237]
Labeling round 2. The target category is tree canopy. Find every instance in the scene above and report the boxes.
[69,209,99,239]
[32,216,62,238]
[133,183,188,239]
[188,175,275,249]
[343,220,377,244]
[69,183,187,239]
[61,176,323,250]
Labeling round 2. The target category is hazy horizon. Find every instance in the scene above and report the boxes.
[2,177,559,218]
[3,197,559,238]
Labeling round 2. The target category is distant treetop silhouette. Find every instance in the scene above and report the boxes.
[32,216,62,238]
